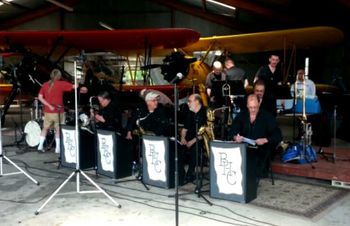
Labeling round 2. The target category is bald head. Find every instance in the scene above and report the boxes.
[247,94,260,116]
[212,61,223,75]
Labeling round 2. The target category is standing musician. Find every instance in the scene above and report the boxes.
[205,61,226,106]
[93,90,122,132]
[37,69,76,153]
[224,57,249,88]
[229,94,282,181]
[180,94,207,183]
[126,92,169,139]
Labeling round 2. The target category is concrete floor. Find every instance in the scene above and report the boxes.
[1,106,350,226]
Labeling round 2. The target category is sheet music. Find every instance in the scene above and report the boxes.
[169,137,182,144]
[242,137,256,146]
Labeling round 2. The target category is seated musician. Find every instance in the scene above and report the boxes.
[93,90,122,132]
[180,94,207,183]
[139,88,173,107]
[229,94,282,182]
[290,69,316,99]
[126,92,169,139]
[253,79,276,116]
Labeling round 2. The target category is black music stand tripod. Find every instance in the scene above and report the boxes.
[0,109,40,185]
[114,130,150,191]
[193,118,212,205]
[35,60,121,215]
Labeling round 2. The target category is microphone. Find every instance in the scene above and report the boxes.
[170,73,184,84]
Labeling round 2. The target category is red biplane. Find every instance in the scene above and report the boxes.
[0,28,201,124]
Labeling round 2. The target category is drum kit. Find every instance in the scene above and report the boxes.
[23,98,93,149]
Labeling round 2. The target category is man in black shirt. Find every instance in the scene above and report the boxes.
[180,94,207,182]
[94,90,122,132]
[205,61,226,107]
[254,54,283,94]
[229,94,282,180]
[225,57,248,88]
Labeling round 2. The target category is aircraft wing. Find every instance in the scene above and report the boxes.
[183,26,344,54]
[0,28,200,57]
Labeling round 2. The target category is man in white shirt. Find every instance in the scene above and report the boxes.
[290,69,316,99]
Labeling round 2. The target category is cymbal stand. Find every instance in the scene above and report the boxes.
[332,105,337,163]
[0,109,40,185]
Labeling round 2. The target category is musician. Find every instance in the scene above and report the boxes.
[180,94,207,183]
[37,69,75,153]
[139,88,173,107]
[205,61,226,100]
[254,54,283,94]
[224,57,248,88]
[79,61,100,106]
[290,69,316,99]
[94,90,122,132]
[229,94,282,181]
[253,79,276,116]
[126,92,169,139]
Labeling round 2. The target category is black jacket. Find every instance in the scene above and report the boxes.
[96,100,122,132]
[228,109,282,146]
[127,103,169,136]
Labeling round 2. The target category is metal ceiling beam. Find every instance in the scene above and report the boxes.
[0,0,31,10]
[207,0,293,23]
[149,0,254,32]
[0,0,79,30]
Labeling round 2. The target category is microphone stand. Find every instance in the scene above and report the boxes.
[35,59,121,215]
[174,82,179,226]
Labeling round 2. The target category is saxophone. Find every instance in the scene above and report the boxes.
[198,107,227,157]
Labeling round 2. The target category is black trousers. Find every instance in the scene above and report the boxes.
[181,140,204,176]
[248,144,271,179]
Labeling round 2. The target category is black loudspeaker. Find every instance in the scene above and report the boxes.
[96,130,133,179]
[60,125,96,169]
[142,135,175,189]
[209,141,257,203]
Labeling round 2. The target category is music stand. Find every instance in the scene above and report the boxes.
[0,109,40,185]
[211,80,245,138]
[35,60,121,215]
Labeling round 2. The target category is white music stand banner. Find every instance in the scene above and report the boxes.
[142,135,171,188]
[60,125,96,169]
[97,133,115,172]
[61,126,77,167]
[210,141,257,203]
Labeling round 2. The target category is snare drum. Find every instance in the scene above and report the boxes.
[24,120,42,147]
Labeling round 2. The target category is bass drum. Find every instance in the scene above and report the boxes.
[24,120,42,147]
